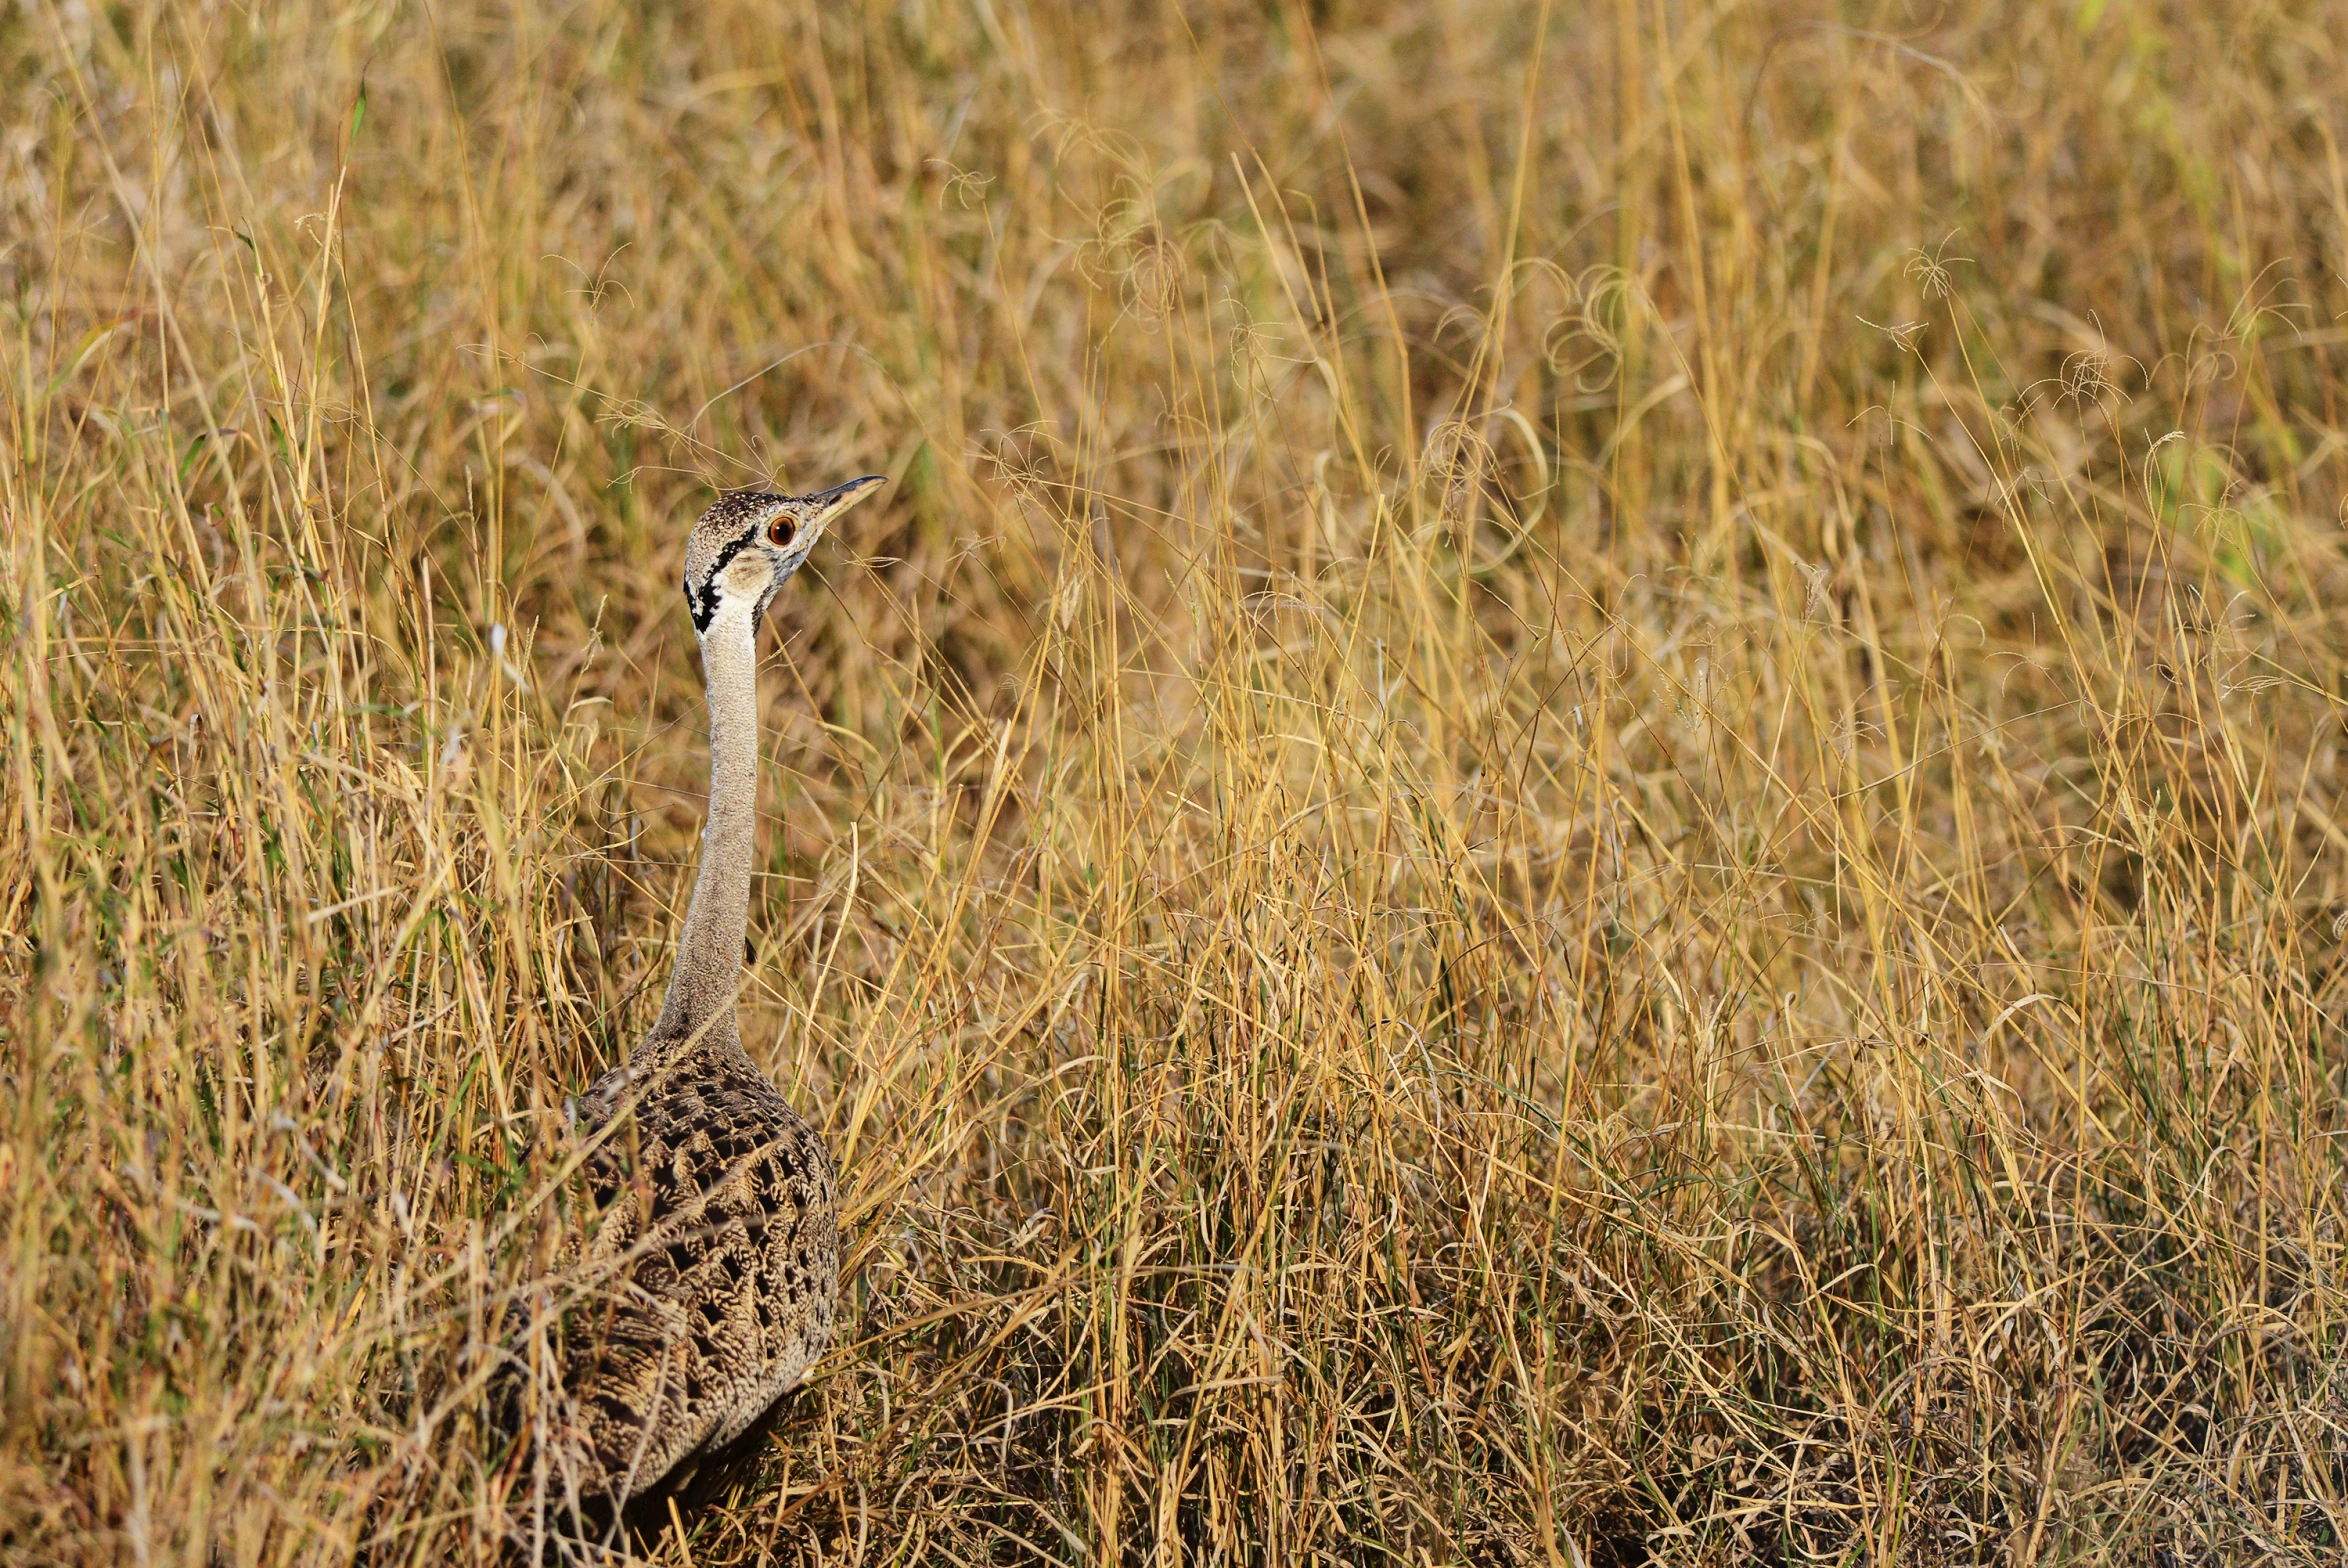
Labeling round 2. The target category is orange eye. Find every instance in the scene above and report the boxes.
[768,515,797,547]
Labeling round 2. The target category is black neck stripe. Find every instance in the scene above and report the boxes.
[690,530,759,634]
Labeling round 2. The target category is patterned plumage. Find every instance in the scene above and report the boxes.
[506,476,884,1519]
[551,1027,838,1501]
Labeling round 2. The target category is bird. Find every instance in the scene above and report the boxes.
[508,474,886,1522]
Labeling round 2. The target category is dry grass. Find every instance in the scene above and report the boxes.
[6,0,2348,1562]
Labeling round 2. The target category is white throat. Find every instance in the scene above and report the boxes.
[649,585,765,1047]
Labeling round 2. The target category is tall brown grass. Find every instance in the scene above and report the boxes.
[6,0,2348,1562]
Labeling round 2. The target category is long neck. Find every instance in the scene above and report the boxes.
[650,596,763,1048]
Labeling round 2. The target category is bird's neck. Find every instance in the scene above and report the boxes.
[650,597,764,1052]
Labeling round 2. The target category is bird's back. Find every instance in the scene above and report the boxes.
[540,1035,839,1504]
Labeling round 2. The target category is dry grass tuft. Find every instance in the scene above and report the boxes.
[6,2,2348,1563]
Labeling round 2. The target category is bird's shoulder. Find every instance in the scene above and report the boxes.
[571,1046,835,1243]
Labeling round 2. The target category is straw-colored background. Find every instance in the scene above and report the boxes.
[5,1,2347,1561]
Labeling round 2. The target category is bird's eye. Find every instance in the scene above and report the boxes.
[767,515,797,547]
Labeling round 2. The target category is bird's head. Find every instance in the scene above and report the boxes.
[681,475,886,638]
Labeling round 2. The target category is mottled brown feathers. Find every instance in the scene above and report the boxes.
[548,1030,839,1502]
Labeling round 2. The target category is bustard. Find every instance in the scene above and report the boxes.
[515,475,885,1516]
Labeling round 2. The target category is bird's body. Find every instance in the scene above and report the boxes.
[508,476,884,1516]
[554,1029,838,1501]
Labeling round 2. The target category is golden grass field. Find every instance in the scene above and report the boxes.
[7,0,2348,1561]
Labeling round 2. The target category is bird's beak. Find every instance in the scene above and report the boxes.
[804,474,888,536]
